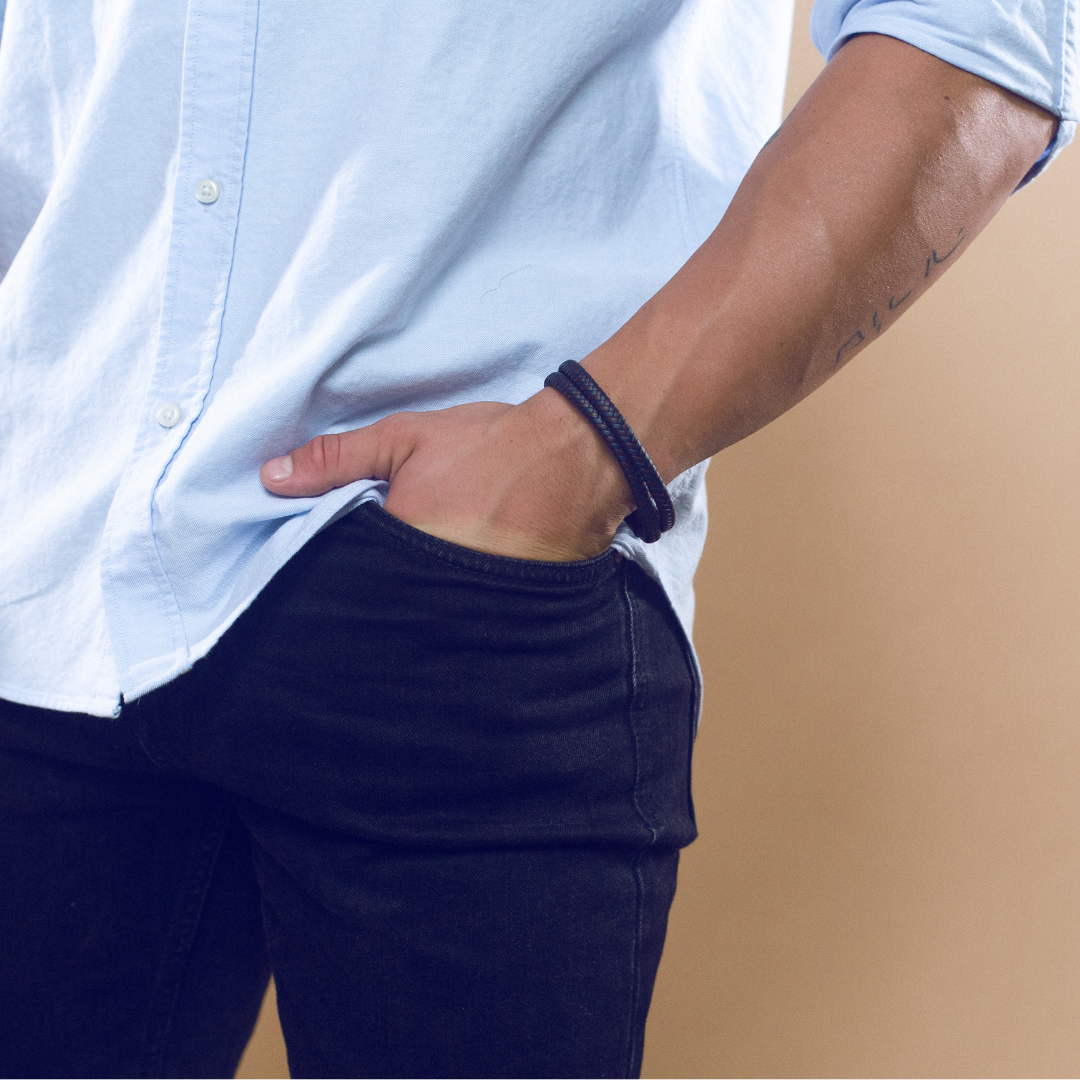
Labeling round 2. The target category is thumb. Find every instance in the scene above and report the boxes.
[260,422,403,497]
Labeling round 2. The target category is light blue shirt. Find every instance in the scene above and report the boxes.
[1,1,1074,717]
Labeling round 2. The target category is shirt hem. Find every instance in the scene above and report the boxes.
[0,678,122,719]
[120,484,384,704]
[14,480,707,728]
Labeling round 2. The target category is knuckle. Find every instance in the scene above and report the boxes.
[307,432,343,474]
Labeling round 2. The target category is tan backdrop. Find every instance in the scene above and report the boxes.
[238,5,1080,1076]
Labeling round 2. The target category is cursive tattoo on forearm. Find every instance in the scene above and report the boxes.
[834,227,967,366]
[925,227,965,277]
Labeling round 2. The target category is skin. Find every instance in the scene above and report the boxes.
[260,34,1058,561]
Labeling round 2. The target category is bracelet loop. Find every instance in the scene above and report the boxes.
[544,360,675,543]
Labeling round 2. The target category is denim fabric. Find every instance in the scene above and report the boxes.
[0,503,698,1079]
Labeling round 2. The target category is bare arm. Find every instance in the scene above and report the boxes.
[261,34,1058,560]
[584,33,1056,477]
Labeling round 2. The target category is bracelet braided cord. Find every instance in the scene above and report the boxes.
[544,371,662,542]
[558,360,675,532]
[543,360,675,543]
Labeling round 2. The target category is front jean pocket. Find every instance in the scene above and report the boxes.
[159,495,693,854]
[349,498,619,587]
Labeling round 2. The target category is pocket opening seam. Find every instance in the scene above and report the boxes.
[352,501,620,586]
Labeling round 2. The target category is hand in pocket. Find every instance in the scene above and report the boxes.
[260,392,633,562]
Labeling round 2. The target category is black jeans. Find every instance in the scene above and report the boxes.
[0,502,698,1079]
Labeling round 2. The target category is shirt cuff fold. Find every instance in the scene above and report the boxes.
[809,1,1078,185]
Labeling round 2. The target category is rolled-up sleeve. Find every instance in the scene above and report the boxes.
[810,0,1078,184]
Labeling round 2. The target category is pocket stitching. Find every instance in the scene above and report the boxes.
[354,501,619,586]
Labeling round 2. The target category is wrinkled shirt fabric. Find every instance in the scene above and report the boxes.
[0,0,1075,717]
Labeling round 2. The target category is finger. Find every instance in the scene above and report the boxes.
[260,421,402,497]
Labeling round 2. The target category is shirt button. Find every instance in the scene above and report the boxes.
[195,178,220,204]
[156,403,182,428]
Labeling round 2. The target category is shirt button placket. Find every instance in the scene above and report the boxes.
[98,1,259,692]
[154,179,222,433]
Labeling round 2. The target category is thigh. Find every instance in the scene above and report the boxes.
[0,700,269,1079]
[249,813,682,1079]
[135,502,699,1078]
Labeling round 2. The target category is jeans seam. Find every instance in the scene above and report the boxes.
[355,501,619,585]
[621,565,658,1078]
[138,809,230,1078]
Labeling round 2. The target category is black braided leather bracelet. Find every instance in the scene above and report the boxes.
[544,370,662,542]
[558,361,675,533]
[544,360,675,543]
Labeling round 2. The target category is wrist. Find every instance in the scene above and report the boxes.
[576,306,690,484]
[514,385,635,523]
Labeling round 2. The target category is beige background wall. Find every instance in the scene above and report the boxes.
[239,5,1080,1076]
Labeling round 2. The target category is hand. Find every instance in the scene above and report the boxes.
[259,389,634,562]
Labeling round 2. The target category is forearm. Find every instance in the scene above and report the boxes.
[578,33,1058,481]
